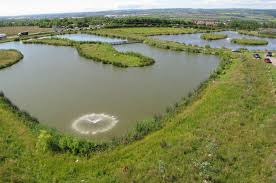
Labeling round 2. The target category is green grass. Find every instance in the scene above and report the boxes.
[0,26,52,36]
[0,27,275,182]
[85,27,210,42]
[23,38,155,67]
[200,33,228,40]
[77,43,154,67]
[231,38,269,45]
[0,53,275,182]
[239,30,276,38]
[0,49,23,69]
[23,38,75,46]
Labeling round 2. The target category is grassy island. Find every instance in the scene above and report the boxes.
[77,43,154,67]
[239,30,276,38]
[0,49,23,69]
[200,33,228,40]
[23,38,155,67]
[231,38,269,45]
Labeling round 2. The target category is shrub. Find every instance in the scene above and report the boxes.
[231,38,268,45]
[36,130,53,152]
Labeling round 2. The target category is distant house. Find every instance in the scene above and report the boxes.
[18,32,29,36]
[52,26,65,33]
[193,20,218,26]
[0,34,7,40]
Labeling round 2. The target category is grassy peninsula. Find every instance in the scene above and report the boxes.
[23,38,155,67]
[231,38,269,45]
[0,49,23,69]
[200,33,228,40]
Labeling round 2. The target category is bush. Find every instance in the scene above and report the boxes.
[36,130,53,152]
[231,38,268,45]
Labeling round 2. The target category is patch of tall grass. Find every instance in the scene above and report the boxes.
[200,33,228,40]
[231,38,268,45]
[0,49,23,69]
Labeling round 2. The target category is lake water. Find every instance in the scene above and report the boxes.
[0,41,219,139]
[56,34,127,44]
[152,31,276,50]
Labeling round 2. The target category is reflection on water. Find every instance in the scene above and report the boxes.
[56,34,127,43]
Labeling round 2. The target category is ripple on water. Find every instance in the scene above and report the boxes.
[72,113,118,135]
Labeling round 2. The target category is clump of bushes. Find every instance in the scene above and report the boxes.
[231,38,268,45]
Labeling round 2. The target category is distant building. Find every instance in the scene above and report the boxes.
[52,26,65,33]
[193,20,218,26]
[0,34,7,40]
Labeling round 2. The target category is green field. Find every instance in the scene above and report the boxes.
[0,49,23,69]
[0,26,52,36]
[239,30,276,38]
[87,27,209,41]
[23,38,155,67]
[77,43,154,67]
[231,38,269,45]
[0,27,276,182]
[200,33,228,40]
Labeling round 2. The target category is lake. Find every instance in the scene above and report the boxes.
[0,39,219,139]
[152,31,276,50]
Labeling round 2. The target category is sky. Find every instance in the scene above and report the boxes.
[0,0,275,16]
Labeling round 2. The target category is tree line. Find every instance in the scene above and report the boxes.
[0,16,276,30]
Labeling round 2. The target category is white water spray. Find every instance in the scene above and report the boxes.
[72,113,118,135]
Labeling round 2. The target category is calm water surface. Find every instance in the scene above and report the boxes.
[152,31,276,50]
[56,34,127,43]
[0,41,219,139]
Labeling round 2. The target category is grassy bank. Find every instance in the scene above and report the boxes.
[200,33,228,40]
[231,38,269,45]
[23,38,155,67]
[0,49,23,69]
[0,50,275,182]
[239,30,276,38]
[0,27,275,182]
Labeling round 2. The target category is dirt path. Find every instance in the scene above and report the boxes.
[270,57,276,66]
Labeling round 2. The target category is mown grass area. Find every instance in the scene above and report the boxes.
[77,43,154,67]
[200,33,228,40]
[0,26,52,36]
[85,27,210,41]
[0,49,23,69]
[231,38,269,45]
[239,30,276,38]
[0,50,275,182]
[23,38,155,67]
[23,38,75,47]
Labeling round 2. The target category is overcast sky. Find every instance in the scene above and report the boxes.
[0,0,276,16]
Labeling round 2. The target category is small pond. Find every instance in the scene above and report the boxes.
[152,31,276,50]
[56,34,127,44]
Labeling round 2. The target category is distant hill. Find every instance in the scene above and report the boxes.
[0,8,275,21]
